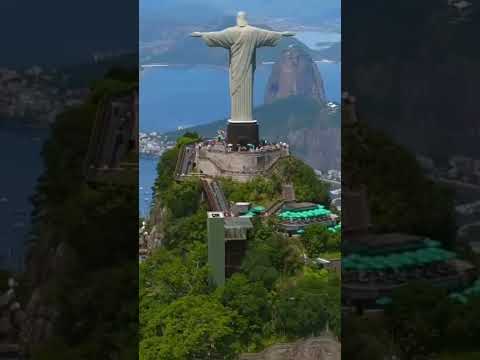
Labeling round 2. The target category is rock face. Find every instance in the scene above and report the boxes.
[0,278,25,350]
[20,287,58,351]
[240,335,341,360]
[19,242,74,353]
[265,46,326,105]
[288,125,340,171]
[343,1,480,161]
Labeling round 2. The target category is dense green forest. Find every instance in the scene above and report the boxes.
[343,121,455,246]
[343,281,480,360]
[140,135,340,359]
[342,118,480,359]
[220,155,330,207]
[26,68,138,359]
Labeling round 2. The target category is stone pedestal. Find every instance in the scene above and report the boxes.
[226,121,259,148]
[197,146,289,183]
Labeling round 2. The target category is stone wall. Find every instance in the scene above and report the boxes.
[240,335,341,360]
[197,148,288,182]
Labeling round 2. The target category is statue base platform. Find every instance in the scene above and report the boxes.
[196,143,289,183]
[226,121,259,149]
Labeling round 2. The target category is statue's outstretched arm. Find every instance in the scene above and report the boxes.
[191,30,232,48]
[256,28,295,47]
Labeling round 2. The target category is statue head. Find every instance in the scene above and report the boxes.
[237,11,248,27]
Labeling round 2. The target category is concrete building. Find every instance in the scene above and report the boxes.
[207,212,226,286]
[84,89,138,185]
[207,212,253,286]
[342,184,477,311]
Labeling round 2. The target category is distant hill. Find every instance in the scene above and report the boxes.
[140,0,340,24]
[343,119,455,244]
[316,42,341,62]
[1,0,137,67]
[343,0,480,161]
[141,24,324,66]
[265,46,327,105]
[61,53,138,88]
[164,96,340,170]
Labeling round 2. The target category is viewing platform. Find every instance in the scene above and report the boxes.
[195,140,289,182]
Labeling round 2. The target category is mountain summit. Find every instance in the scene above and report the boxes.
[265,46,327,105]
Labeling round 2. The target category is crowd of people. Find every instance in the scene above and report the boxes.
[199,137,289,154]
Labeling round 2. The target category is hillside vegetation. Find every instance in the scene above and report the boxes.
[165,96,337,141]
[140,135,339,359]
[343,121,455,245]
[24,69,138,359]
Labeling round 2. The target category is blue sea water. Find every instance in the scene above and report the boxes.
[139,155,159,217]
[140,62,340,134]
[0,121,49,271]
[140,65,272,133]
[139,57,340,216]
[295,31,341,50]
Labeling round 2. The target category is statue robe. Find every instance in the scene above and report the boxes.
[201,26,282,122]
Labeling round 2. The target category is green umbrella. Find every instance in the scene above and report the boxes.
[353,263,368,271]
[252,206,266,213]
[342,259,355,270]
[424,239,441,248]
[464,288,475,296]
[449,293,468,304]
[469,287,480,295]
[372,262,386,270]
[398,254,416,266]
[376,297,392,305]
[411,251,431,264]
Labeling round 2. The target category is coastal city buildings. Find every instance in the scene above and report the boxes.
[0,67,89,123]
[139,132,175,157]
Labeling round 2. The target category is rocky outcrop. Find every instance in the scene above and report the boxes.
[343,1,480,161]
[171,96,341,172]
[0,278,25,349]
[288,125,340,171]
[265,46,326,105]
[240,334,341,360]
[142,201,168,252]
[19,241,77,352]
[20,286,58,352]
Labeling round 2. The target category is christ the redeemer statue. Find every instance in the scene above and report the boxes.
[191,12,294,146]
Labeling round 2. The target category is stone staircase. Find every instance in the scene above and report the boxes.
[240,335,341,360]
